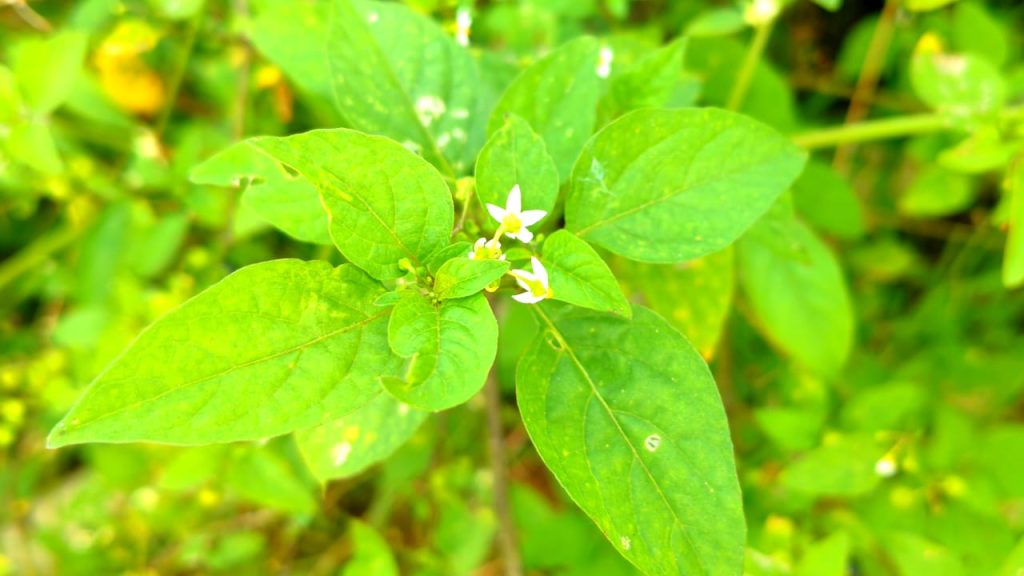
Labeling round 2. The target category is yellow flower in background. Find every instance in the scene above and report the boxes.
[93,20,165,116]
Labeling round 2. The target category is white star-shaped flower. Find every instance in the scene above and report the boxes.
[510,257,552,304]
[486,184,547,243]
[468,237,505,261]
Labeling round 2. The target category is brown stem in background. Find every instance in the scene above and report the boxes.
[484,366,523,576]
[833,0,900,174]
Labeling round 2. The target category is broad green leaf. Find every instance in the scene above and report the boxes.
[488,37,602,177]
[904,0,959,12]
[426,241,472,275]
[10,31,88,114]
[47,260,397,447]
[225,446,318,516]
[780,434,884,497]
[518,303,745,576]
[5,120,63,175]
[190,141,331,245]
[884,533,965,576]
[614,247,735,358]
[541,230,630,317]
[329,0,479,174]
[250,129,454,280]
[911,49,1006,117]
[687,37,797,130]
[1002,156,1024,287]
[795,533,850,576]
[433,258,510,300]
[952,2,1008,67]
[792,160,865,239]
[685,8,745,37]
[600,37,687,122]
[738,215,854,376]
[755,406,826,453]
[900,164,975,218]
[810,0,842,11]
[998,538,1024,576]
[938,125,1017,174]
[247,0,340,122]
[384,292,497,411]
[148,0,204,19]
[343,521,400,576]
[295,392,427,483]
[567,108,806,263]
[475,114,559,225]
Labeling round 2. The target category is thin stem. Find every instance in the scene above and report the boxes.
[727,20,774,111]
[484,365,523,576]
[156,9,203,136]
[834,0,900,172]
[790,113,949,149]
[0,220,86,292]
[10,0,51,31]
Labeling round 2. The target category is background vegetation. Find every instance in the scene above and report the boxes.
[1,0,1023,574]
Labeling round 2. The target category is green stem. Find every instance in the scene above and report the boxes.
[727,20,774,111]
[156,9,203,136]
[0,221,87,292]
[790,113,950,149]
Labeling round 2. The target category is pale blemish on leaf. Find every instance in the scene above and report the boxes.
[332,442,353,466]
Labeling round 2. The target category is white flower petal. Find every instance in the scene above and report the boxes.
[513,291,544,304]
[519,210,547,227]
[531,257,549,286]
[486,203,506,223]
[516,228,534,243]
[506,184,522,214]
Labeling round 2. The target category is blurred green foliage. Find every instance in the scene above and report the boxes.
[2,0,1024,575]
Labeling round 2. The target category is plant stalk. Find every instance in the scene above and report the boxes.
[790,113,949,149]
[727,20,775,111]
[484,369,523,576]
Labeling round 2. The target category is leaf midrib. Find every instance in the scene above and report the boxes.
[58,311,389,436]
[532,306,706,575]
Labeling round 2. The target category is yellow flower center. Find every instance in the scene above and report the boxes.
[502,213,523,233]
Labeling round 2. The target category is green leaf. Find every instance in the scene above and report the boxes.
[488,37,602,178]
[614,247,735,358]
[780,434,883,497]
[47,260,397,447]
[225,446,317,516]
[792,160,866,239]
[567,108,806,263]
[938,125,1018,175]
[900,164,975,218]
[433,258,510,300]
[904,0,959,12]
[911,49,1005,117]
[295,392,427,483]
[810,0,842,11]
[10,31,88,114]
[475,114,559,225]
[246,0,340,122]
[795,533,851,576]
[343,521,400,576]
[190,141,331,245]
[426,241,472,275]
[329,0,479,174]
[541,230,630,317]
[518,303,745,576]
[1004,156,1024,287]
[685,8,745,37]
[384,292,497,411]
[250,129,454,280]
[600,37,687,122]
[884,533,965,576]
[738,214,854,376]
